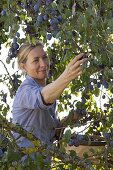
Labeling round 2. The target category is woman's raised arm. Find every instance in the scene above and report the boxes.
[41,53,88,104]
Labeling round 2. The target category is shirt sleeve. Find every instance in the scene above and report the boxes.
[15,85,54,110]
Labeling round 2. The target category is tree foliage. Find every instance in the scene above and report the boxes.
[0,0,113,169]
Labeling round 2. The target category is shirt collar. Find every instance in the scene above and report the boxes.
[26,75,42,87]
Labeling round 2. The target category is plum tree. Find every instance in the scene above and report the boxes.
[0,0,113,169]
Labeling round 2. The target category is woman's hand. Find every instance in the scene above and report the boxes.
[63,53,88,82]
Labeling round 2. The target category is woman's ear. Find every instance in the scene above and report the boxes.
[19,63,26,71]
[19,63,27,75]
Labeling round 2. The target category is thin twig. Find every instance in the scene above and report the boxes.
[0,60,16,93]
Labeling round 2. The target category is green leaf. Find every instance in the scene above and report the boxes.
[7,148,22,162]
[17,165,22,170]
[35,153,44,167]
[89,147,95,154]
[69,150,77,158]
[63,129,71,143]
[93,87,100,97]
[12,61,15,69]
[83,152,89,158]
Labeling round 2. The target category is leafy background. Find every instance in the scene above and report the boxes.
[0,0,113,169]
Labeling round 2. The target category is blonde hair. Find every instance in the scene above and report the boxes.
[17,41,44,69]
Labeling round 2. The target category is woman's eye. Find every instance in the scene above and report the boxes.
[33,60,39,63]
[43,56,48,59]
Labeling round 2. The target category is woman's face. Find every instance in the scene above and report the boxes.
[23,45,50,85]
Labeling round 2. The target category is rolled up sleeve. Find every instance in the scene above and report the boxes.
[16,85,54,110]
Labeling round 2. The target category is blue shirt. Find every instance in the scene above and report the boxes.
[12,75,60,148]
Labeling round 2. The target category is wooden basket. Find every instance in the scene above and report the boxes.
[66,136,107,164]
[66,142,105,158]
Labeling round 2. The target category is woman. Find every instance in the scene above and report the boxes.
[12,41,87,166]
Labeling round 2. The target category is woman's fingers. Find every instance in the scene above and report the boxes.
[74,65,82,73]
[67,58,87,74]
[68,53,88,68]
[69,57,87,74]
[66,65,82,79]
[74,53,86,63]
[64,53,88,80]
[76,70,83,77]
[70,58,87,78]
[73,58,88,70]
[73,66,83,77]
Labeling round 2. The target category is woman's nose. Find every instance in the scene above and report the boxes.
[40,58,47,67]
